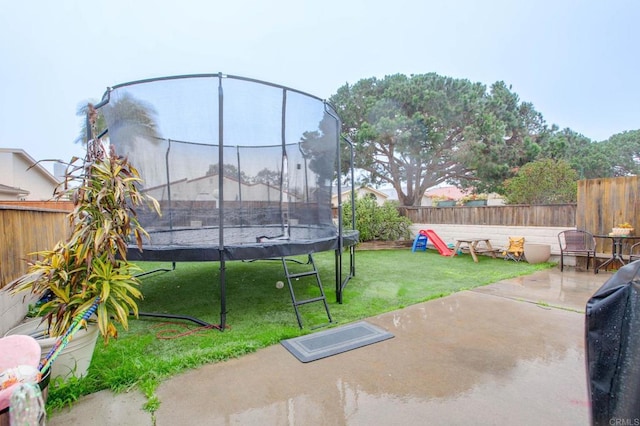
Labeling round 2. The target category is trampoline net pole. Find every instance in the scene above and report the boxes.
[218,72,227,329]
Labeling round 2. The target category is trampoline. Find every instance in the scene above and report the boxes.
[92,73,358,329]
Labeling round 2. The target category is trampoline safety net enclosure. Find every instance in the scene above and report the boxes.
[95,73,358,328]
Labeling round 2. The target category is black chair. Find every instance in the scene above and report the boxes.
[558,230,596,271]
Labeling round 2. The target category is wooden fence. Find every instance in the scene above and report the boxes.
[396,176,638,232]
[1,177,637,288]
[0,200,74,211]
[398,204,577,227]
[0,206,70,290]
[577,176,640,253]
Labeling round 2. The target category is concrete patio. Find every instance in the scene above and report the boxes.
[48,267,608,425]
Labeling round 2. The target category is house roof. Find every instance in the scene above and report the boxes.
[378,185,467,201]
[142,173,296,196]
[424,186,467,200]
[0,148,61,185]
[0,183,29,196]
[333,186,389,199]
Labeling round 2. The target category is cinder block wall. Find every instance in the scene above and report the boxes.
[410,224,573,264]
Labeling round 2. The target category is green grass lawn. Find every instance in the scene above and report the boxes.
[46,249,554,411]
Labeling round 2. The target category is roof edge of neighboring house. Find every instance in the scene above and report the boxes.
[337,186,389,199]
[356,186,389,198]
[0,183,30,196]
[0,148,61,185]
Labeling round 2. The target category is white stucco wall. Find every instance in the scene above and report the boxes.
[0,149,59,200]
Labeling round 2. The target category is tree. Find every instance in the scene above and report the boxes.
[503,159,578,204]
[539,128,608,179]
[254,168,281,186]
[457,81,547,193]
[342,196,411,241]
[75,93,159,148]
[603,130,640,176]
[206,163,250,183]
[330,74,548,206]
[75,101,107,145]
[298,111,339,184]
[538,128,640,179]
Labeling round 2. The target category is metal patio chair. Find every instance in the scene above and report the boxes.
[630,242,640,263]
[558,230,596,271]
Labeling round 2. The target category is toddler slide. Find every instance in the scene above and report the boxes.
[424,229,454,256]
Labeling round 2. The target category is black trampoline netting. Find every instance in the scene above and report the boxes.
[93,74,358,328]
[98,74,352,258]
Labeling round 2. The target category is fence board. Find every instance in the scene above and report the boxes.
[0,207,70,290]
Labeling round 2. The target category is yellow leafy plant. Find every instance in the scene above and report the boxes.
[9,105,160,343]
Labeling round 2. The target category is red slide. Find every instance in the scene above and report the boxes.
[424,229,454,256]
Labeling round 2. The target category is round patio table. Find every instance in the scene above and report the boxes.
[594,234,640,273]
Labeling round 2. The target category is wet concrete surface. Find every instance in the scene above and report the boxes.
[48,268,609,425]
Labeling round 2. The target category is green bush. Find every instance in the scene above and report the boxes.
[342,196,412,242]
[503,159,578,204]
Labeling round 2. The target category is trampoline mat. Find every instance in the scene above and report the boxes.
[127,228,359,262]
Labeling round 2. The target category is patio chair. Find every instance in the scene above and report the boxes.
[557,230,596,271]
[630,242,640,263]
[502,236,525,262]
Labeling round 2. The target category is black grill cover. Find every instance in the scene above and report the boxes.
[586,260,640,425]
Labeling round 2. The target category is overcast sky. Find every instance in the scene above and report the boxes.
[1,0,638,174]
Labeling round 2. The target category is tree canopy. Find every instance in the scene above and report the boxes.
[75,74,640,207]
[503,159,578,204]
[330,73,547,206]
[536,128,640,180]
[602,130,640,177]
[206,163,250,183]
[75,94,159,148]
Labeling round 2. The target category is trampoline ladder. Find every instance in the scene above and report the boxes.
[282,254,333,329]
